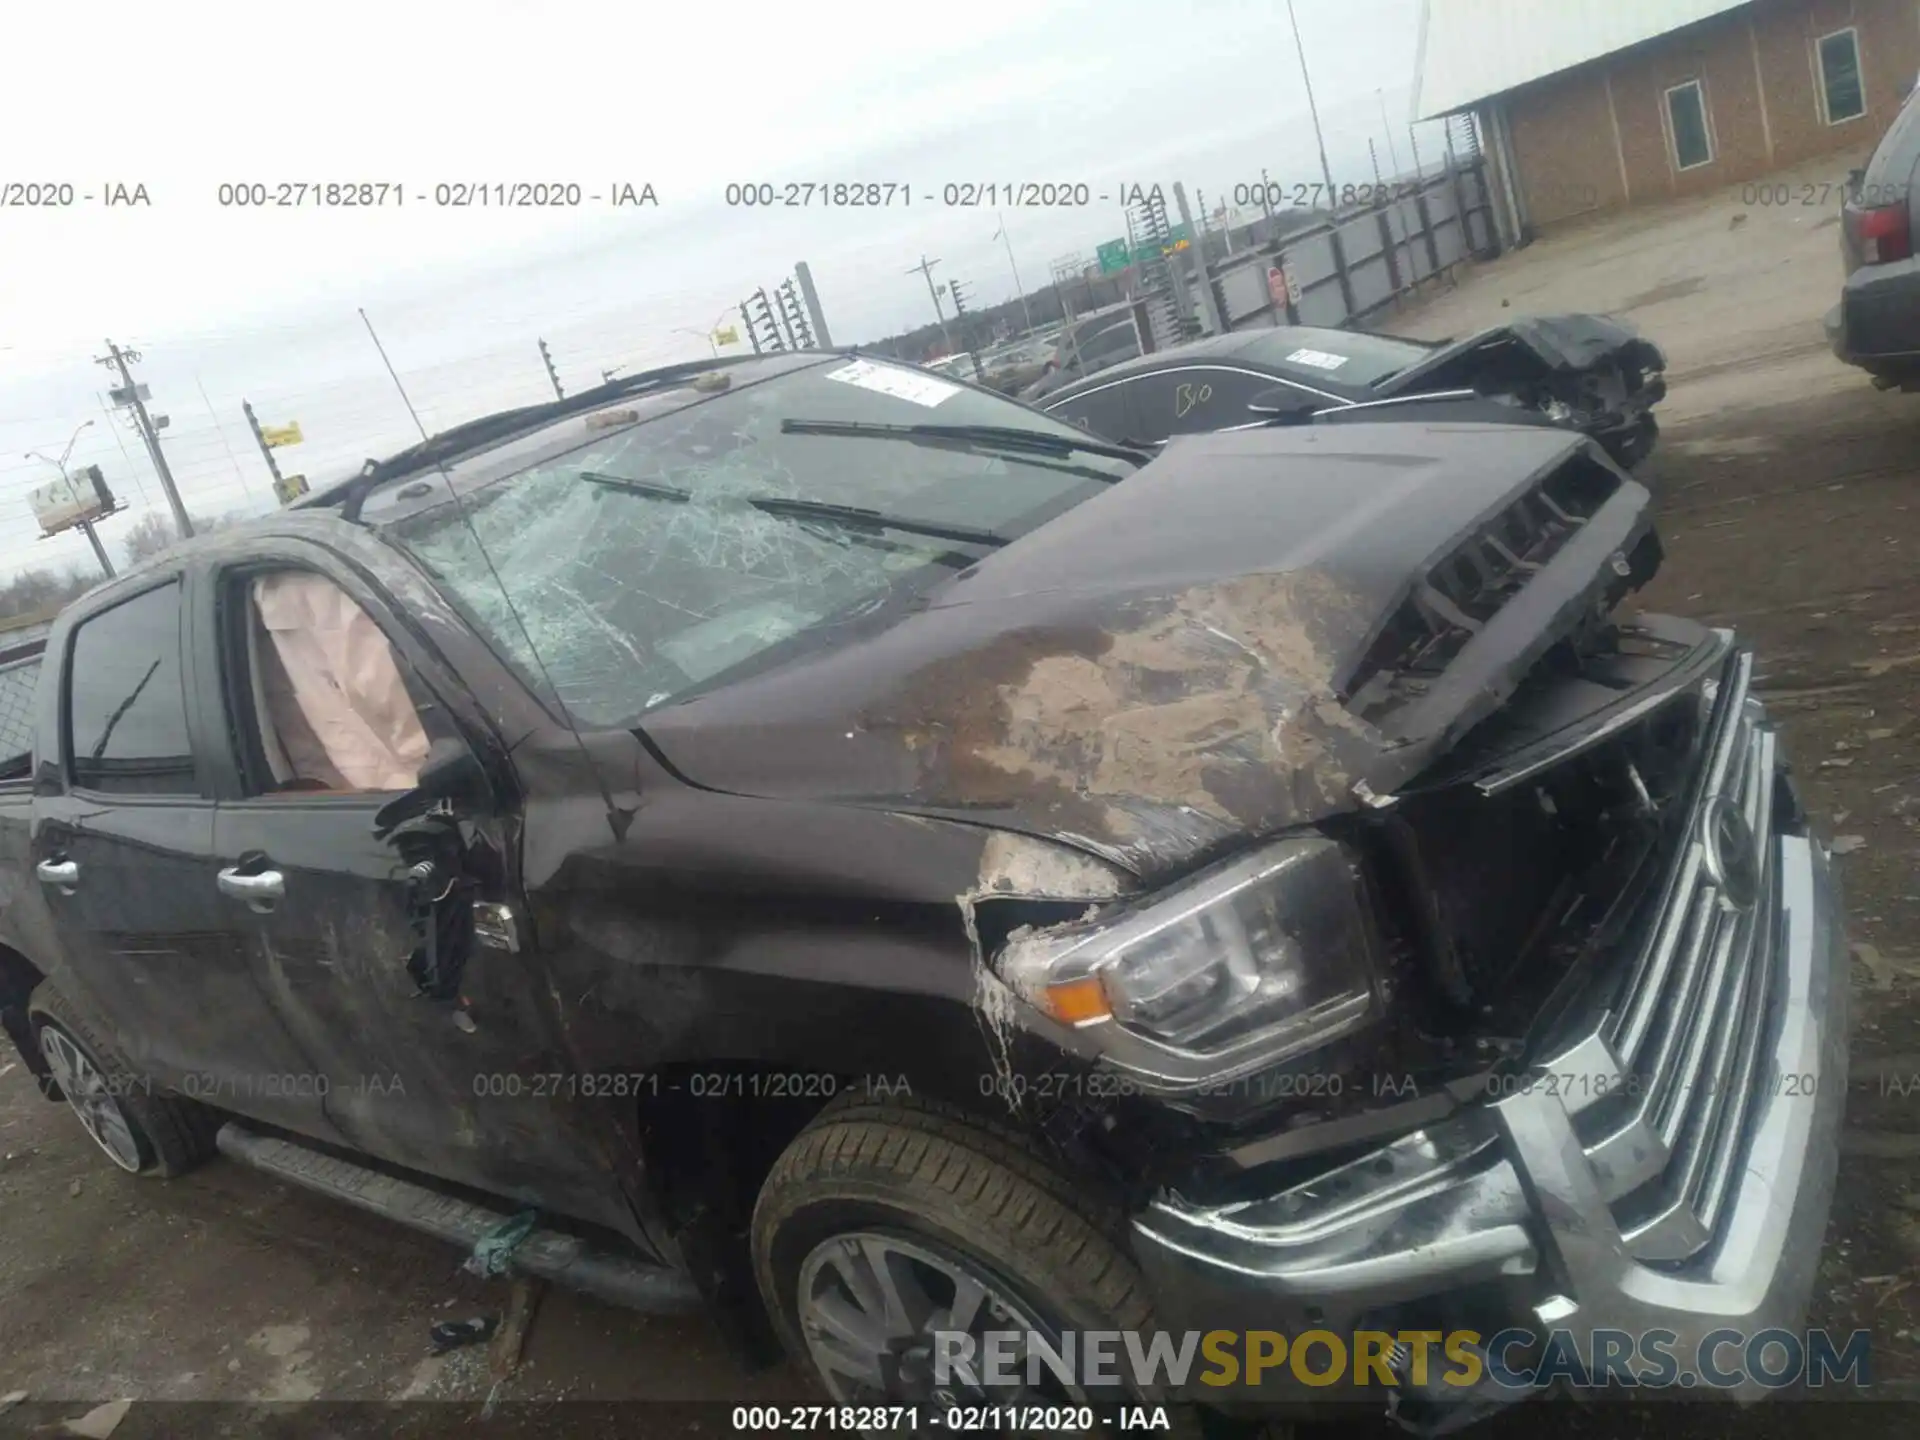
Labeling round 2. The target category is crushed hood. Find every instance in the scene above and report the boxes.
[1379,313,1666,396]
[639,423,1650,879]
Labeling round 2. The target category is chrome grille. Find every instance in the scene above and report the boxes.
[1563,646,1781,1262]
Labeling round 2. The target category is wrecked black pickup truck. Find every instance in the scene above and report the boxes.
[0,351,1845,1432]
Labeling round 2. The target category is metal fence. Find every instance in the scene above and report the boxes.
[1208,158,1500,334]
[0,651,42,762]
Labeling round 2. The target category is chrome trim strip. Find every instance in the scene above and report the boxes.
[1309,388,1480,417]
[1039,362,1351,412]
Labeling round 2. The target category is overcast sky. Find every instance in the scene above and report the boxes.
[0,0,1437,579]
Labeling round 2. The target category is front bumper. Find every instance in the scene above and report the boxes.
[1132,649,1849,1419]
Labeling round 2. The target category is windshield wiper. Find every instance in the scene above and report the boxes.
[779,418,1151,468]
[745,495,1006,548]
[576,471,1005,548]
[578,472,691,501]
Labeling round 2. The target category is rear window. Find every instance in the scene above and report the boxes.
[1236,328,1435,388]
[65,582,197,795]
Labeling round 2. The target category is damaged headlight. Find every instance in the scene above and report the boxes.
[994,837,1382,1092]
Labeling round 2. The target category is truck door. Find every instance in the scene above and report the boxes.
[31,575,345,1142]
[197,552,638,1239]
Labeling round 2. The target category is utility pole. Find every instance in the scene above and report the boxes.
[241,401,286,495]
[793,262,833,347]
[538,339,565,400]
[96,340,192,539]
[947,278,985,380]
[1173,183,1225,335]
[1288,0,1341,210]
[1286,0,1355,317]
[740,304,763,354]
[906,255,953,354]
[991,214,1034,335]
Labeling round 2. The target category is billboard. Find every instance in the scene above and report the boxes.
[30,466,116,537]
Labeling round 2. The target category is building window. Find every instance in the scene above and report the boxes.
[1665,79,1714,171]
[1817,28,1866,124]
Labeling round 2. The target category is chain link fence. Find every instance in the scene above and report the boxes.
[0,652,44,762]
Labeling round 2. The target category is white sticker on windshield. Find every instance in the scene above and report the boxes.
[823,359,961,408]
[1285,347,1350,371]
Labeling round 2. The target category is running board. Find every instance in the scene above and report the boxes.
[215,1122,703,1314]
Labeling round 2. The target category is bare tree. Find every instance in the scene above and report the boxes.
[0,566,95,622]
[120,510,250,568]
[120,512,179,566]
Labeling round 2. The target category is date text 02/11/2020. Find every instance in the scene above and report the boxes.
[465,1071,913,1101]
[212,182,659,208]
[730,1405,1175,1432]
[721,182,1108,208]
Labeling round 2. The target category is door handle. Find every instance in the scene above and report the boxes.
[217,866,285,914]
[35,859,79,894]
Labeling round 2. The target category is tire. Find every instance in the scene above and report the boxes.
[752,1095,1203,1433]
[28,979,220,1178]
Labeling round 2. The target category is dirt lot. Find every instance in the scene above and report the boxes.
[4,151,1920,1437]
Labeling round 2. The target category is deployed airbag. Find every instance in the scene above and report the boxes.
[251,572,430,792]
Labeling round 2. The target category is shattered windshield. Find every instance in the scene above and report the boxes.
[384,359,1132,726]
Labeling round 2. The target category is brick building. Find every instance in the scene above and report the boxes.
[1413,0,1920,240]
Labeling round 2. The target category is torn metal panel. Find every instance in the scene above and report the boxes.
[639,424,1654,880]
[1381,314,1666,392]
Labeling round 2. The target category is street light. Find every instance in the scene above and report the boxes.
[24,419,94,477]
[25,420,116,578]
[670,327,720,358]
[672,308,738,358]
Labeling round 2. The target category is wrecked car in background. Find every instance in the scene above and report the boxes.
[1036,316,1667,469]
[0,351,1843,1432]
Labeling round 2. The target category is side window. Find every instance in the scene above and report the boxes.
[1817,29,1865,125]
[1080,323,1141,369]
[66,581,198,796]
[1165,368,1281,434]
[1048,382,1144,444]
[231,570,433,797]
[1121,374,1184,440]
[1664,80,1713,172]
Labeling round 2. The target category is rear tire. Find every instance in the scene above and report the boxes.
[28,979,220,1178]
[752,1096,1202,1434]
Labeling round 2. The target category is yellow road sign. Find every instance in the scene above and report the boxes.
[261,421,304,448]
[273,473,309,505]
[713,325,740,347]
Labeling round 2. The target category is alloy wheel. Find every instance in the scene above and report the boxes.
[796,1229,1097,1429]
[38,1025,144,1173]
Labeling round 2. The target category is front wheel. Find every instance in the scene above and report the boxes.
[751,1097,1199,1434]
[29,980,219,1178]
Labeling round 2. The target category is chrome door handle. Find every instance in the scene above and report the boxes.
[35,859,79,894]
[217,867,285,913]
